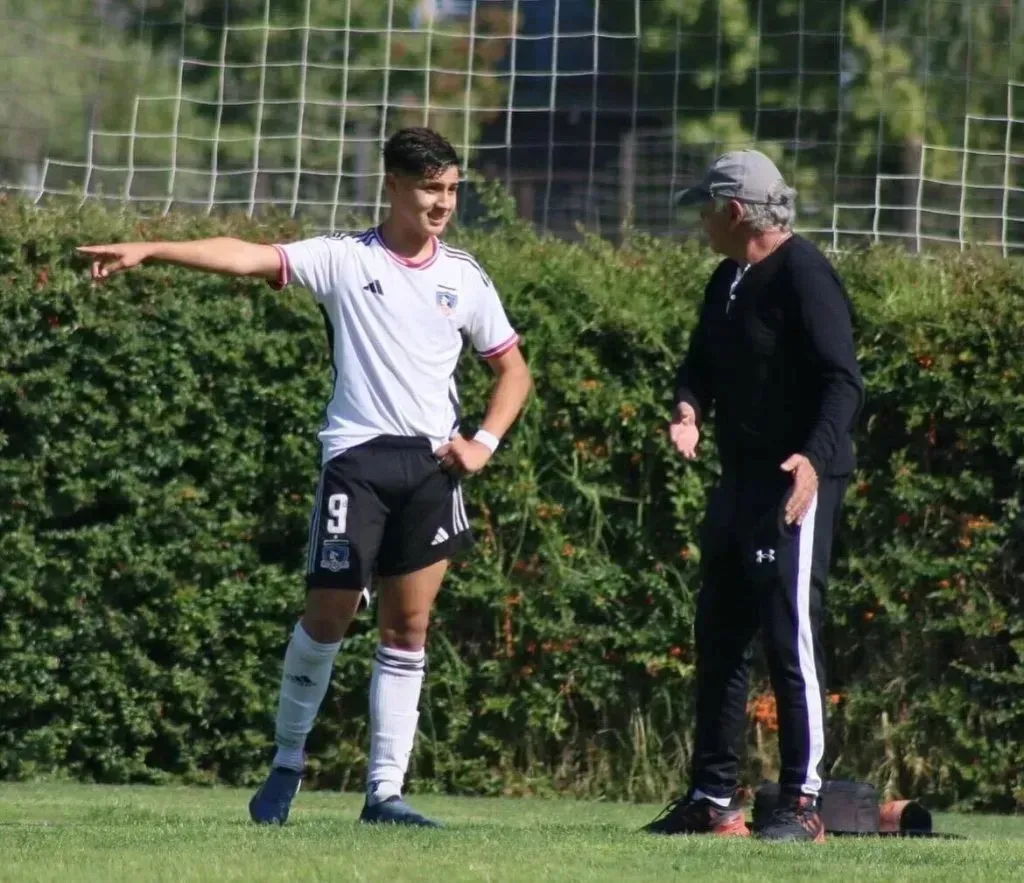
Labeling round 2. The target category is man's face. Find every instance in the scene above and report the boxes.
[699,198,741,256]
[386,165,460,238]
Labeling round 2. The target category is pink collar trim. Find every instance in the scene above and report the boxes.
[374,227,439,270]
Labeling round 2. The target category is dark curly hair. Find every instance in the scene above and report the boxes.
[383,127,461,179]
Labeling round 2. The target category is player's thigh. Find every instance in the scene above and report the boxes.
[304,455,387,633]
[378,466,472,581]
[374,466,470,646]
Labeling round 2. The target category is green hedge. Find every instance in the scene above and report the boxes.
[2,192,1023,811]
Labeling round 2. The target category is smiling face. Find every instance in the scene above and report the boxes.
[385,164,460,240]
[381,127,463,243]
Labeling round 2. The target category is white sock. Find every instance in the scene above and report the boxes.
[693,788,733,809]
[272,622,341,771]
[366,645,425,805]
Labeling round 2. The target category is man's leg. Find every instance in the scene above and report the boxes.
[755,476,847,842]
[690,547,760,803]
[644,481,757,836]
[270,589,366,773]
[358,559,447,826]
[359,458,471,827]
[250,454,385,825]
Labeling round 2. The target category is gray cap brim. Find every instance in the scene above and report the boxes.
[674,185,711,207]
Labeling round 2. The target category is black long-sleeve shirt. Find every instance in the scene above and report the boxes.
[674,235,864,477]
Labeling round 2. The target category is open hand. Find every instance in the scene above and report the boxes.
[780,454,818,525]
[669,402,700,460]
[77,243,152,281]
[436,434,492,476]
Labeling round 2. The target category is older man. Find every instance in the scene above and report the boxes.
[643,150,864,842]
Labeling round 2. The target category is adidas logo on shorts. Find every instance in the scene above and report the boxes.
[431,527,449,546]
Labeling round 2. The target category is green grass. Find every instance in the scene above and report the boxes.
[1,784,1023,882]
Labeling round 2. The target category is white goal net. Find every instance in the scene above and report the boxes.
[2,0,1023,253]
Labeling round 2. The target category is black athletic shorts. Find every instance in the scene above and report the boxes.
[305,436,473,590]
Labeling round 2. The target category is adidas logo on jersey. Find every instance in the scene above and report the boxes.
[431,527,450,546]
[363,279,384,295]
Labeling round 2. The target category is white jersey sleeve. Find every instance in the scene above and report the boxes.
[460,263,520,358]
[270,234,352,301]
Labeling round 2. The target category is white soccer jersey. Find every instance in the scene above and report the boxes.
[271,227,519,464]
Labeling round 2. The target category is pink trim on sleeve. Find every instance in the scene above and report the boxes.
[478,333,520,359]
[267,244,290,290]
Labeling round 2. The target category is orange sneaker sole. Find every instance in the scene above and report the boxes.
[714,815,752,837]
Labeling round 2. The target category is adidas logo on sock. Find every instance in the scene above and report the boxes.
[431,527,449,546]
[285,674,315,687]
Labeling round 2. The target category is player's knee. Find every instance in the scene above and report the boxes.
[302,614,351,645]
[302,588,361,643]
[379,621,428,652]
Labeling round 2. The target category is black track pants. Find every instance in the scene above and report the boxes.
[690,469,847,799]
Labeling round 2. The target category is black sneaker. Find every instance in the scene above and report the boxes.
[359,795,442,828]
[642,793,750,837]
[248,766,302,825]
[756,794,826,842]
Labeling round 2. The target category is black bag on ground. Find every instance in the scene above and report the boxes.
[753,780,880,835]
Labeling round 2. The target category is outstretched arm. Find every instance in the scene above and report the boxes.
[77,238,280,282]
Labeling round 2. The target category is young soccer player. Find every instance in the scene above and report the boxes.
[78,127,532,828]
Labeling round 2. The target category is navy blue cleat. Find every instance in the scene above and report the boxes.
[359,795,442,828]
[248,766,302,825]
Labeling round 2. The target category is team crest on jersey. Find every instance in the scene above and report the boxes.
[320,539,350,572]
[436,287,458,317]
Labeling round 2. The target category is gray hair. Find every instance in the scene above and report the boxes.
[742,180,797,232]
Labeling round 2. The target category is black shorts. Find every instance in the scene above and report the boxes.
[305,436,473,590]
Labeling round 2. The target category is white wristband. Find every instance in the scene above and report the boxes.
[473,429,500,454]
